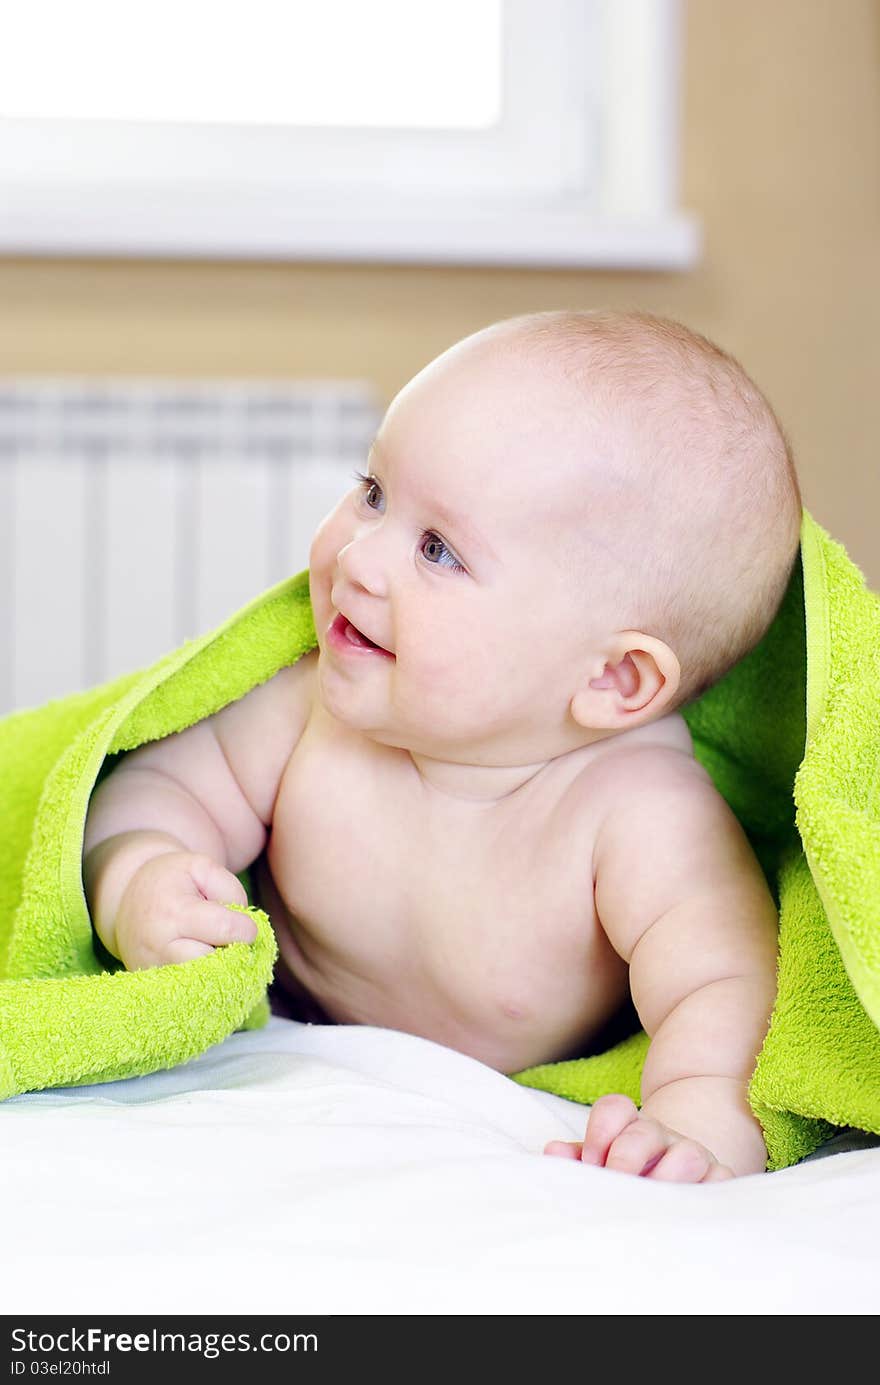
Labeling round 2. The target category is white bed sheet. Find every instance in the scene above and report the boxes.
[3,1016,878,1316]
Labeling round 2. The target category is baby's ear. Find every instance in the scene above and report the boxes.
[570,635,680,731]
[588,652,640,695]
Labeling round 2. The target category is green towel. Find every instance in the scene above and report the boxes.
[0,575,316,1099]
[1,510,878,1173]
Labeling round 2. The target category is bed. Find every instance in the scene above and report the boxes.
[3,1016,878,1316]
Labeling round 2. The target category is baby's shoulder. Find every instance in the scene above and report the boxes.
[575,712,716,828]
[588,715,740,890]
[624,710,696,760]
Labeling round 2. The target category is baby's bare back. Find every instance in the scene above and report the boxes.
[256,653,693,1072]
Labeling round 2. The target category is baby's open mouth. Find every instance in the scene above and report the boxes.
[345,620,382,650]
[329,611,395,657]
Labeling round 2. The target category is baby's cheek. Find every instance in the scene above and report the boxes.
[413,636,508,720]
[308,513,339,576]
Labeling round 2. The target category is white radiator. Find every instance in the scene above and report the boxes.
[0,378,381,715]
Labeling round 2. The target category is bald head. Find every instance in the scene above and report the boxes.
[458,309,803,709]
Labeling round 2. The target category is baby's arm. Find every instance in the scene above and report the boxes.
[547,751,778,1181]
[83,659,312,970]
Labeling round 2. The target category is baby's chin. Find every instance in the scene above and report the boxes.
[316,694,479,762]
[314,675,402,742]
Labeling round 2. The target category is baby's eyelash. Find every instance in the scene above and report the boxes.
[352,469,383,507]
[420,534,465,573]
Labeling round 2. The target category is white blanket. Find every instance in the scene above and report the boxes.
[3,1017,878,1315]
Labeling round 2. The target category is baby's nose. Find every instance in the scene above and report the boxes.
[336,533,388,597]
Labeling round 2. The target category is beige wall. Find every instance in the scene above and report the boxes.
[1,0,878,582]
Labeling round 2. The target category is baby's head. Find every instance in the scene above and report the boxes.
[310,309,802,765]
[500,309,803,714]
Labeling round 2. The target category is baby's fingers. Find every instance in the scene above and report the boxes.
[644,1138,717,1184]
[165,937,217,964]
[604,1118,672,1176]
[699,1162,736,1183]
[543,1140,585,1160]
[179,900,259,949]
[580,1094,642,1167]
[187,855,249,908]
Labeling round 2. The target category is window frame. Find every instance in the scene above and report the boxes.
[0,0,699,268]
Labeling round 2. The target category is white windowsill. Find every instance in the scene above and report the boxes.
[0,186,701,269]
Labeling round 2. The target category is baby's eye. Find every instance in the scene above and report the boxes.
[420,533,465,573]
[352,470,383,511]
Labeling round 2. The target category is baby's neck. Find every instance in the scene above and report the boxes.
[407,751,550,804]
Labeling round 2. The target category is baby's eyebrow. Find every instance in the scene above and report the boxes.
[427,497,497,562]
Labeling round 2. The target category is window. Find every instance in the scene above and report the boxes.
[0,0,698,267]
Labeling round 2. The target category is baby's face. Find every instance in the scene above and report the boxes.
[309,337,619,764]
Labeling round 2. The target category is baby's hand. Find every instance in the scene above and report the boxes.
[113,850,257,971]
[543,1093,735,1183]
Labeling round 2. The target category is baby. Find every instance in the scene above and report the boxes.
[82,309,802,1183]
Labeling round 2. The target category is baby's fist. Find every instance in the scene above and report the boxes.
[544,1094,734,1183]
[114,850,257,971]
